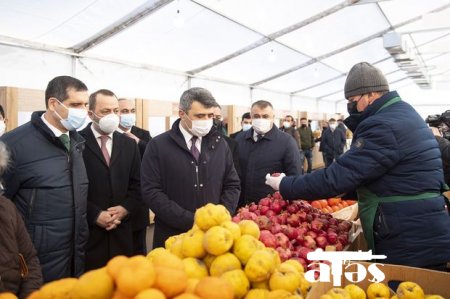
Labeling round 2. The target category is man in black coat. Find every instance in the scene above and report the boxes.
[212,105,241,177]
[236,101,301,205]
[117,97,151,254]
[80,89,141,270]
[321,118,346,167]
[1,76,89,282]
[230,112,251,139]
[117,98,152,157]
[141,87,240,248]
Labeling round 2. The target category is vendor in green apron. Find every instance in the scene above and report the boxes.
[266,62,450,270]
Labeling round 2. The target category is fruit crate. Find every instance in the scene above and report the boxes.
[306,262,450,298]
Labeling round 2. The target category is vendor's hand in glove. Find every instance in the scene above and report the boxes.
[265,173,286,191]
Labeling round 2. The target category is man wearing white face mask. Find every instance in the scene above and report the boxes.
[235,100,301,204]
[1,76,90,282]
[320,118,346,167]
[141,87,240,248]
[117,98,152,158]
[79,89,142,270]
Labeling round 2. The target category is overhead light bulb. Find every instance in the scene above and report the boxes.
[268,49,276,62]
[174,9,185,28]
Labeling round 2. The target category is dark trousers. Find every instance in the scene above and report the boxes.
[303,149,313,173]
[324,152,340,168]
[133,228,147,255]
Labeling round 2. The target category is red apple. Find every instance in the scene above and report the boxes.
[335,242,344,251]
[259,230,278,248]
[310,219,324,233]
[315,236,328,249]
[287,214,300,227]
[327,232,338,245]
[270,201,282,214]
[306,230,318,239]
[275,233,290,249]
[303,236,316,249]
[283,226,299,240]
[338,233,349,246]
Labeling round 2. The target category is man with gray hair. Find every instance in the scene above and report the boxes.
[141,87,240,248]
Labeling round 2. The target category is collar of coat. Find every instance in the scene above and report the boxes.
[169,118,222,152]
[31,111,86,151]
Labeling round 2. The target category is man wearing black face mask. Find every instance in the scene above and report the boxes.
[266,62,450,271]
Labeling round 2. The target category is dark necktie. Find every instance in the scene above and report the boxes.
[100,135,111,166]
[190,136,200,162]
[257,134,263,142]
[59,134,70,152]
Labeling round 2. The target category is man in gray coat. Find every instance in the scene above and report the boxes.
[1,76,90,282]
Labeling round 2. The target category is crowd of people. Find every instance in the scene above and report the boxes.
[0,61,449,297]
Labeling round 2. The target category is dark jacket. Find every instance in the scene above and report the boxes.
[1,111,89,282]
[230,130,243,139]
[130,125,152,158]
[80,125,141,270]
[224,135,241,177]
[280,91,450,268]
[298,126,315,150]
[280,127,301,149]
[236,126,301,205]
[141,119,240,248]
[436,135,450,185]
[320,127,346,157]
[0,195,42,299]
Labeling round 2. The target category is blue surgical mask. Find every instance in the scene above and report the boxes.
[120,113,136,129]
[55,100,87,131]
[242,123,252,131]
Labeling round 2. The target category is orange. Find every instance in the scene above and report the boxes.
[134,288,166,299]
[71,268,114,299]
[332,205,340,212]
[39,277,78,299]
[0,293,18,299]
[195,277,234,299]
[311,201,322,209]
[106,255,129,280]
[116,256,155,297]
[173,294,202,299]
[111,290,132,299]
[153,266,188,298]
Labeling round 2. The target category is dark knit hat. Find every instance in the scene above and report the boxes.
[344,62,389,99]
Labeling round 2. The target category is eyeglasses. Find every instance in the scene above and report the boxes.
[348,94,365,103]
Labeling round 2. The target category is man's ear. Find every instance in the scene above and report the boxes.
[179,109,185,118]
[47,97,58,111]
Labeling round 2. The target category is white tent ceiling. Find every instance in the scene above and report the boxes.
[0,0,449,112]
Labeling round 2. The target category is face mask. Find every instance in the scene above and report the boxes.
[120,113,136,129]
[252,118,272,134]
[184,114,213,137]
[347,100,360,115]
[0,121,5,136]
[55,100,88,131]
[94,113,120,134]
[242,123,252,131]
[329,123,337,130]
[283,121,291,129]
[301,124,307,128]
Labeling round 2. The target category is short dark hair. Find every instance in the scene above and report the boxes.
[329,118,336,122]
[89,89,117,111]
[251,100,273,110]
[0,105,4,119]
[285,115,294,122]
[300,117,307,121]
[180,87,217,112]
[45,76,88,108]
[242,112,251,122]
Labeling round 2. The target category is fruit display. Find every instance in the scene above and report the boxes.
[12,203,311,299]
[310,198,356,214]
[232,192,354,269]
[318,281,445,299]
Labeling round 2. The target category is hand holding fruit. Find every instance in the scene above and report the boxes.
[265,173,286,191]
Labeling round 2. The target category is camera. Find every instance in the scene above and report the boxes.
[426,110,450,141]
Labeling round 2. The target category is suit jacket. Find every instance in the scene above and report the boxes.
[230,130,243,139]
[224,135,241,177]
[80,124,141,270]
[131,126,152,158]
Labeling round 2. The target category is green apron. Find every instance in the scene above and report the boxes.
[355,96,439,251]
[357,187,440,252]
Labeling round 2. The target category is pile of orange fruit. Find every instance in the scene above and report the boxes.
[310,198,356,214]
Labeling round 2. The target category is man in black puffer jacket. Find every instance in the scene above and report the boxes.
[1,76,90,282]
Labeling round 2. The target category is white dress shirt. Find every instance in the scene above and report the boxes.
[41,113,69,139]
[253,130,264,142]
[91,125,113,156]
[179,123,201,153]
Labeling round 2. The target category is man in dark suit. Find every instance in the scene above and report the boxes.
[230,112,251,139]
[117,97,151,254]
[117,98,152,158]
[141,87,240,248]
[80,89,141,270]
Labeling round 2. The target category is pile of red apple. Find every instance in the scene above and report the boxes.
[232,192,353,269]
